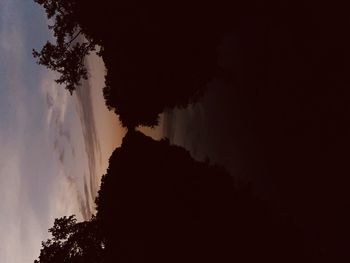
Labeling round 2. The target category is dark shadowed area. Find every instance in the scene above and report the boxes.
[36,131,306,263]
[31,0,350,262]
[160,2,350,260]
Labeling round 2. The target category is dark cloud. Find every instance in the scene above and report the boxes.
[74,70,102,207]
[51,117,70,165]
[46,93,54,108]
[58,125,71,142]
[58,150,64,164]
[42,58,102,221]
[76,175,93,220]
[83,175,92,218]
[53,138,59,150]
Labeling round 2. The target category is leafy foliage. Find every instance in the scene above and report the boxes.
[34,215,105,263]
[33,0,228,127]
[33,0,95,93]
[94,131,304,262]
[35,131,305,262]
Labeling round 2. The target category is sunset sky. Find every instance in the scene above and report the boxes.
[0,1,347,261]
[0,1,125,262]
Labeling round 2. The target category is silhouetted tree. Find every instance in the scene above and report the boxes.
[98,2,228,127]
[33,1,350,260]
[95,131,305,262]
[34,130,306,262]
[33,0,233,127]
[34,215,105,263]
[33,0,96,93]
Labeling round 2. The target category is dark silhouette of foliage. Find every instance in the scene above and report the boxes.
[95,131,305,262]
[93,2,232,127]
[35,131,305,262]
[33,1,350,260]
[33,0,233,127]
[34,215,105,263]
[33,0,96,93]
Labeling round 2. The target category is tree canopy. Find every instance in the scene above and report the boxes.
[33,0,96,93]
[34,216,105,263]
[33,1,350,260]
[95,131,305,262]
[35,131,305,262]
[33,0,233,127]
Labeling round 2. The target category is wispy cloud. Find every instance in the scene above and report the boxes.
[40,73,94,219]
[39,65,103,220]
[40,74,69,126]
[0,1,99,262]
[74,77,102,215]
[1,3,118,262]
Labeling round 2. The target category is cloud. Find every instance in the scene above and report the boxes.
[0,1,97,262]
[78,175,94,220]
[39,63,103,220]
[40,74,69,126]
[47,169,86,222]
[74,77,102,207]
[41,81,92,219]
[1,6,113,261]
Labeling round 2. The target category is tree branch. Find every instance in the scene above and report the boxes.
[66,29,83,48]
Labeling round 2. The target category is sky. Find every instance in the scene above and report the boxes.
[0,2,259,262]
[0,1,125,262]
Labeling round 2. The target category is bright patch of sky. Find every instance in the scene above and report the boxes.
[0,1,124,262]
